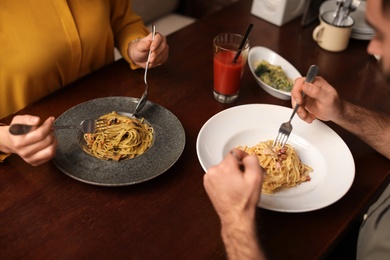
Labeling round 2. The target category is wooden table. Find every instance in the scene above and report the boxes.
[1,0,389,259]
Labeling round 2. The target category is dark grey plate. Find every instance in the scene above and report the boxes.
[52,96,185,186]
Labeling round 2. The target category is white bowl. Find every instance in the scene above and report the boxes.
[248,46,301,100]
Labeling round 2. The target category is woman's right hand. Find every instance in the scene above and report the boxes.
[0,115,57,166]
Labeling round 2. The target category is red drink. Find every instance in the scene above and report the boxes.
[213,51,245,95]
[213,33,249,103]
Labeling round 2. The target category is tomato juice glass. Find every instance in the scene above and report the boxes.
[213,33,250,103]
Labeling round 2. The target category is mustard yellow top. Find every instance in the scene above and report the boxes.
[0,0,149,119]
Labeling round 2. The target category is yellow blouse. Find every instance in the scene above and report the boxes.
[0,0,149,119]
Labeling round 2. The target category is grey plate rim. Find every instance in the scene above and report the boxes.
[52,96,185,186]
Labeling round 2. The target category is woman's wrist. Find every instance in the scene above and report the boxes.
[0,124,12,162]
[127,37,142,67]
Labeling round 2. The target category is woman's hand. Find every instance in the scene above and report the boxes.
[128,32,169,68]
[0,115,57,166]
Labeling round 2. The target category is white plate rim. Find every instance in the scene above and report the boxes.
[196,104,355,212]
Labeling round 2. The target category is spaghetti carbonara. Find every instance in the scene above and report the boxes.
[238,140,312,194]
[83,112,154,161]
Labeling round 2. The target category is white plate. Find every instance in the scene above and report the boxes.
[248,46,302,100]
[196,104,355,212]
[351,32,374,40]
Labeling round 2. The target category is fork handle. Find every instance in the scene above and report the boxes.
[53,125,78,130]
[290,93,305,121]
[8,124,78,135]
[305,65,319,84]
[144,24,156,83]
[289,65,319,121]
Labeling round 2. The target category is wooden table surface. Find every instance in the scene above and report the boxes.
[1,0,389,259]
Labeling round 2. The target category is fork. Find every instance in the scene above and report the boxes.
[273,65,320,148]
[132,24,156,117]
[8,118,107,135]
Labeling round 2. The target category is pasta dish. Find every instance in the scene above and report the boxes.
[83,112,154,161]
[238,140,312,194]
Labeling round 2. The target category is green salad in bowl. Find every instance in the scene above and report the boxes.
[248,46,301,100]
[254,60,293,92]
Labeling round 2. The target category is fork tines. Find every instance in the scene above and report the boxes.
[94,118,108,132]
[272,65,320,148]
[273,128,289,148]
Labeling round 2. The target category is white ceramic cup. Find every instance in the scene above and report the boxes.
[313,11,355,52]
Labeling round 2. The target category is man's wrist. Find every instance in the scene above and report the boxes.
[220,214,265,260]
[221,214,256,238]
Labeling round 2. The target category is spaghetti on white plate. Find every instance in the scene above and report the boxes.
[238,140,312,194]
[83,111,154,161]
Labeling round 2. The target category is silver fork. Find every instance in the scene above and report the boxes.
[9,118,107,135]
[273,65,320,147]
[132,24,156,117]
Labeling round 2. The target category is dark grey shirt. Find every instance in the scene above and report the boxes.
[357,183,390,259]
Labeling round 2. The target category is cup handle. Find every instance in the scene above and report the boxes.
[312,25,324,42]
